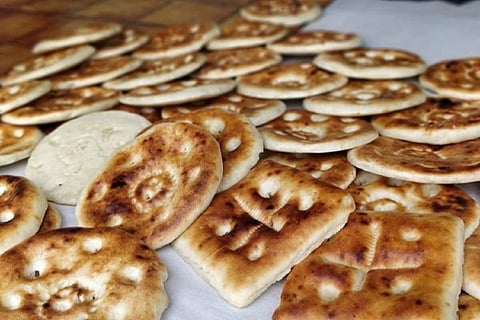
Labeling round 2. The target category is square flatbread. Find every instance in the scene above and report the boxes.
[173,160,355,307]
[273,211,465,320]
[347,136,480,184]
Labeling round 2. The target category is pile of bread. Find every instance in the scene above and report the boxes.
[0,0,479,318]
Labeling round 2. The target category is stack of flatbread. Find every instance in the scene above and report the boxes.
[0,0,479,318]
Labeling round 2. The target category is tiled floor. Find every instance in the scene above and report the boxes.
[0,0,252,73]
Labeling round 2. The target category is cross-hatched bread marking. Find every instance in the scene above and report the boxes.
[0,175,47,254]
[76,122,223,249]
[273,211,465,320]
[0,227,168,319]
[172,160,355,307]
[348,170,480,238]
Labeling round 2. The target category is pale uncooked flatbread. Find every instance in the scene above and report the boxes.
[120,78,236,107]
[267,29,362,55]
[25,110,151,205]
[0,227,169,319]
[1,86,120,125]
[303,79,426,116]
[313,47,427,79]
[348,170,480,238]
[0,175,48,254]
[206,18,288,50]
[166,108,264,192]
[0,80,51,114]
[133,22,219,60]
[49,56,143,90]
[104,53,206,91]
[273,211,464,320]
[240,0,322,26]
[0,123,44,166]
[173,160,355,307]
[0,45,95,86]
[371,97,480,144]
[419,57,480,100]
[76,122,223,249]
[195,47,282,79]
[32,22,122,53]
[237,62,348,99]
[92,28,149,59]
[347,136,480,184]
[259,109,378,153]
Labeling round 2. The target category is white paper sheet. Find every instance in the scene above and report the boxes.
[0,0,479,319]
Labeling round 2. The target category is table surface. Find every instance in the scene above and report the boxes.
[0,0,480,319]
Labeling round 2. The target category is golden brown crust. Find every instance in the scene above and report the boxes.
[0,122,44,165]
[273,211,465,320]
[0,227,168,319]
[76,121,223,249]
[173,160,355,307]
[347,136,480,184]
[36,204,62,234]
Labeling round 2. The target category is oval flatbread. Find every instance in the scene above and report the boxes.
[1,86,120,125]
[166,108,264,192]
[0,45,95,86]
[0,227,168,319]
[240,0,322,26]
[371,97,480,144]
[0,175,48,254]
[259,109,378,153]
[32,22,122,53]
[76,121,223,249]
[313,47,427,79]
[347,136,480,184]
[0,80,51,114]
[303,79,426,116]
[237,62,348,99]
[133,22,219,60]
[206,18,288,50]
[120,78,236,107]
[49,56,143,90]
[267,29,362,55]
[92,28,149,59]
[419,57,480,100]
[0,123,44,166]
[36,204,62,234]
[25,110,151,205]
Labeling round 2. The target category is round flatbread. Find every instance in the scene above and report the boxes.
[120,78,236,107]
[92,28,150,59]
[0,45,95,86]
[371,97,480,144]
[419,57,480,100]
[313,47,427,79]
[133,22,219,60]
[76,121,223,249]
[347,136,480,184]
[240,0,322,26]
[0,175,47,254]
[0,227,168,319]
[464,225,480,302]
[0,80,51,114]
[163,93,287,126]
[267,29,362,55]
[36,204,62,234]
[1,86,120,125]
[166,108,264,192]
[0,123,44,166]
[348,169,480,238]
[32,22,122,53]
[237,62,348,99]
[458,293,480,320]
[263,152,356,189]
[195,47,281,79]
[103,53,206,91]
[113,104,163,123]
[206,18,288,50]
[259,109,378,153]
[303,79,426,116]
[49,56,143,90]
[25,110,151,205]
